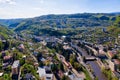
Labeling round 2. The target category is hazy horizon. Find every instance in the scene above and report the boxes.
[1,12,120,19]
[0,0,120,19]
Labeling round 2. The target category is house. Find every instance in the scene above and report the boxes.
[3,55,12,63]
[102,28,107,33]
[12,60,20,75]
[34,36,44,42]
[41,40,47,46]
[98,50,107,59]
[118,34,120,39]
[46,74,55,80]
[62,61,72,69]
[113,59,120,72]
[113,59,120,65]
[12,60,20,80]
[22,55,26,59]
[63,45,71,50]
[107,51,115,59]
[28,42,33,46]
[18,44,25,51]
[37,67,56,80]
[108,60,115,71]
[3,55,12,60]
[37,67,46,80]
[40,58,46,62]
[45,36,57,43]
[34,62,39,68]
[1,51,6,58]
[0,72,3,77]
[33,51,38,56]
[24,73,34,80]
[57,70,64,78]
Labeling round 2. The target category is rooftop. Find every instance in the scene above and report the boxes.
[46,74,54,80]
[37,67,46,78]
[3,55,12,60]
[12,60,19,68]
[24,73,33,79]
[0,72,3,77]
[113,59,120,65]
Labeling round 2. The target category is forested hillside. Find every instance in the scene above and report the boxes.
[0,19,23,28]
[0,25,13,39]
[14,13,117,32]
[0,13,119,36]
[8,13,118,36]
[107,15,120,36]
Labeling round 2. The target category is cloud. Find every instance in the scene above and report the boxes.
[0,0,16,5]
[39,0,44,4]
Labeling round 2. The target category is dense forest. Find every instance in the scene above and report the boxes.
[108,15,120,36]
[0,25,13,39]
[0,13,119,29]
[0,13,120,36]
[14,13,117,32]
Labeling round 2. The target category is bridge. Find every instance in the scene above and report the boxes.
[85,57,97,61]
[85,45,98,56]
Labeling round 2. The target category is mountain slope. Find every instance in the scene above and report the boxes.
[13,13,118,34]
[0,25,13,39]
[0,13,119,36]
[0,19,23,28]
[107,15,120,36]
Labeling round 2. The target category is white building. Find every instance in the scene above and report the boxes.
[37,67,55,80]
[108,60,115,71]
[12,60,20,75]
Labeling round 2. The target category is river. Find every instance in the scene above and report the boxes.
[87,61,106,80]
[71,43,107,80]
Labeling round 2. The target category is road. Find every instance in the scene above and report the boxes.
[85,45,98,56]
[56,53,85,79]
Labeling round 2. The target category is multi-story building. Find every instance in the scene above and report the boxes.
[12,60,20,75]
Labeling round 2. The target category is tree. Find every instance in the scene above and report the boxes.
[58,62,64,72]
[70,54,76,66]
[4,74,10,80]
[102,68,116,80]
[112,77,119,80]
[20,58,25,66]
[0,41,3,51]
[94,77,98,80]
[51,63,58,72]
[61,75,70,80]
[22,64,34,73]
[73,62,82,71]
[114,16,120,27]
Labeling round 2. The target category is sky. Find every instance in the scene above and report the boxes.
[0,0,120,19]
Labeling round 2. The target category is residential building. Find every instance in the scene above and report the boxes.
[37,67,46,80]
[3,55,12,63]
[107,51,115,59]
[46,74,55,80]
[108,60,115,71]
[118,34,120,39]
[1,51,6,58]
[113,59,120,72]
[37,67,56,80]
[24,73,34,80]
[12,60,20,75]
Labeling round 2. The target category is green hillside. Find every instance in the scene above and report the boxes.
[0,19,23,27]
[107,15,120,36]
[0,25,13,39]
[12,13,119,36]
